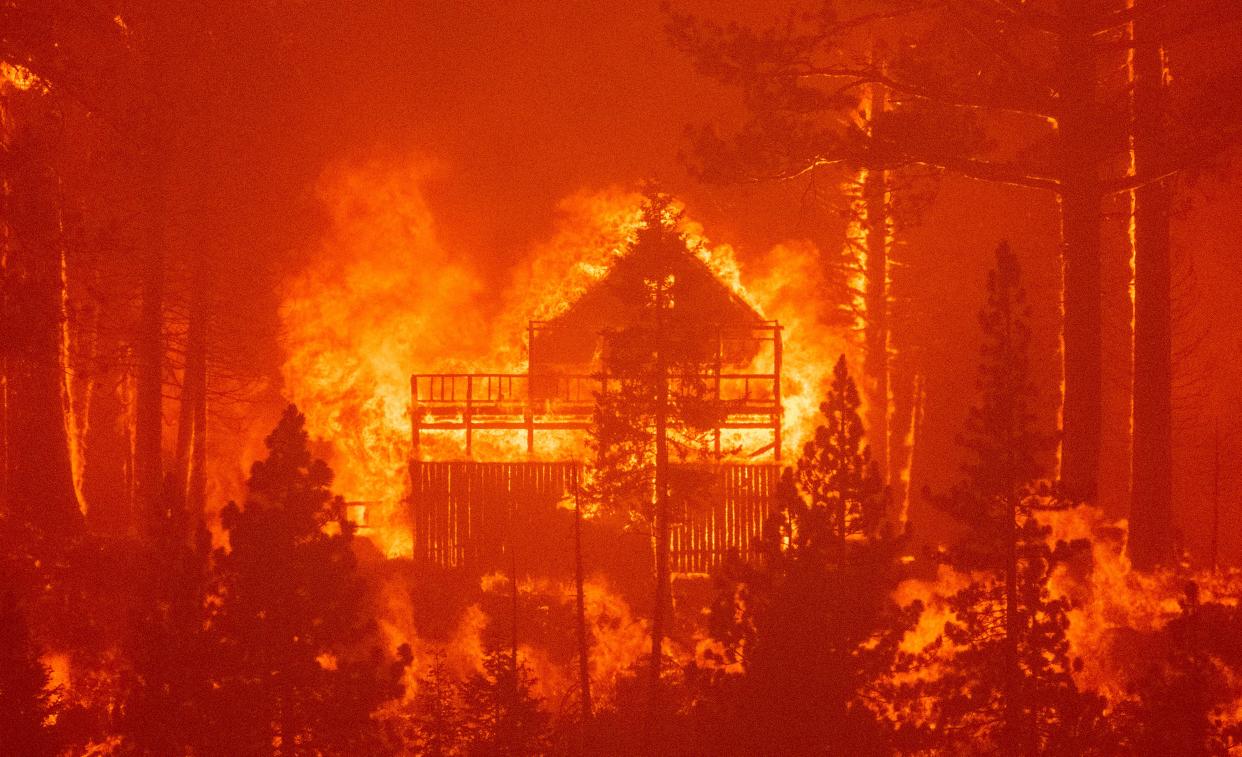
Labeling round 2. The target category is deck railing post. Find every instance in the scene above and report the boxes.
[465,376,473,458]
[773,324,782,463]
[411,375,421,460]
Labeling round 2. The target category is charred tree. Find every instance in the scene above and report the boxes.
[1128,0,1176,570]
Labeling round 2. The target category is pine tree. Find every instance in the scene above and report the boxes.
[910,243,1104,755]
[460,646,549,757]
[207,404,407,755]
[796,355,887,544]
[116,521,215,754]
[0,590,60,757]
[701,362,914,754]
[585,192,726,720]
[411,651,464,757]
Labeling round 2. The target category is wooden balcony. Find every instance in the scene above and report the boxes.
[411,321,783,460]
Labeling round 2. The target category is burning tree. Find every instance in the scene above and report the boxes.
[907,243,1105,754]
[668,1,1242,564]
[669,9,964,505]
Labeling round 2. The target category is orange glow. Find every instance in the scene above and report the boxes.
[281,165,854,557]
[0,61,43,93]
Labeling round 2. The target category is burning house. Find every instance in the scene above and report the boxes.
[409,214,783,574]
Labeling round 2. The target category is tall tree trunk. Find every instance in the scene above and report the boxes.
[173,255,208,532]
[649,289,670,730]
[1128,2,1174,570]
[1055,4,1104,501]
[863,164,890,485]
[1003,497,1021,755]
[189,360,206,518]
[573,476,593,730]
[0,104,81,531]
[135,178,165,537]
[863,77,891,486]
[649,352,669,709]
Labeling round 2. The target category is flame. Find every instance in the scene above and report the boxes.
[0,61,44,93]
[280,162,858,556]
[892,506,1242,715]
[280,160,487,555]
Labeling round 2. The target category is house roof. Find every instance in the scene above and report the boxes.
[531,233,765,367]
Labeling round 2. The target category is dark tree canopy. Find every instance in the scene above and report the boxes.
[701,359,914,754]
[207,405,407,754]
[796,355,887,543]
[908,243,1103,755]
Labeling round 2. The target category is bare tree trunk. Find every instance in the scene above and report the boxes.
[0,110,81,531]
[863,163,890,485]
[863,75,891,486]
[1004,496,1020,755]
[1211,418,1220,572]
[1128,1,1175,570]
[1055,4,1104,501]
[510,521,519,673]
[173,255,208,532]
[649,289,671,731]
[135,186,165,536]
[189,359,206,517]
[573,476,593,731]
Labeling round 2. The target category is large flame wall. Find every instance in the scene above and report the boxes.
[280,160,854,557]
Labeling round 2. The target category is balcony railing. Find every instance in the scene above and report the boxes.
[411,321,783,459]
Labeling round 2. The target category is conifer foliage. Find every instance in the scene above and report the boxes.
[909,243,1104,755]
[208,404,407,754]
[460,646,550,756]
[410,651,464,757]
[796,355,887,543]
[703,357,913,754]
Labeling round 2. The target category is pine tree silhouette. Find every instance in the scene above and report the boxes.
[208,404,407,754]
[411,651,464,757]
[585,192,726,725]
[796,355,887,544]
[911,243,1104,755]
[460,645,549,756]
[117,521,215,754]
[701,358,914,754]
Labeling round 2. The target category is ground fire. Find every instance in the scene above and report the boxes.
[4,2,1242,756]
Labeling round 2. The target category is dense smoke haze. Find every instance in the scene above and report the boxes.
[4,1,1242,754]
